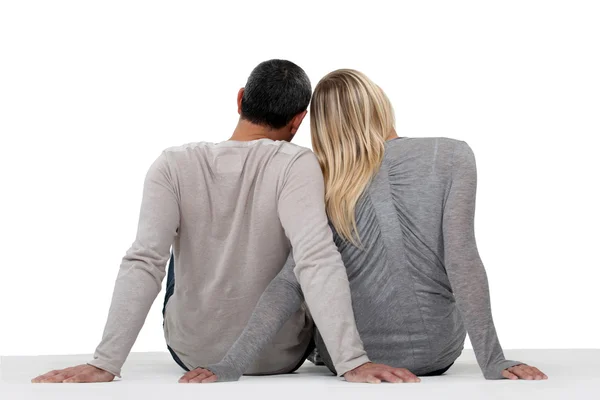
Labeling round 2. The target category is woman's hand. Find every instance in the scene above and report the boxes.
[178,368,218,383]
[31,364,115,383]
[502,364,548,380]
[344,362,420,383]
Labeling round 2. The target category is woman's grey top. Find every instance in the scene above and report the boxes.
[205,138,522,381]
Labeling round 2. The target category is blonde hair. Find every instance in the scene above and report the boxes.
[310,69,395,245]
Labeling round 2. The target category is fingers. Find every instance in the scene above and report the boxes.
[529,366,548,380]
[41,371,77,383]
[179,369,205,383]
[393,368,420,383]
[344,365,420,384]
[33,368,78,383]
[64,373,95,383]
[502,369,519,380]
[507,365,531,380]
[506,364,547,380]
[344,370,378,383]
[32,370,61,383]
[63,369,114,383]
[201,375,218,383]
[377,371,402,383]
[188,371,213,383]
[179,368,216,383]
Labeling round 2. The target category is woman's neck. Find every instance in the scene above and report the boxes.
[386,129,399,141]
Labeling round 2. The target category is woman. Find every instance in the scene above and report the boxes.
[184,69,547,383]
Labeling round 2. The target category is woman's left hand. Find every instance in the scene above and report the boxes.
[178,368,217,383]
[502,364,548,380]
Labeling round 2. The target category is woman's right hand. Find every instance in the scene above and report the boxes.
[502,364,548,380]
[344,362,421,383]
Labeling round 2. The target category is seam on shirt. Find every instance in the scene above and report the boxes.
[366,158,431,368]
[431,138,439,174]
[387,155,437,367]
[381,160,435,368]
[364,201,417,368]
[441,140,461,214]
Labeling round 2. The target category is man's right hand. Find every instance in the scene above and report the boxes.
[344,362,420,383]
[31,364,115,383]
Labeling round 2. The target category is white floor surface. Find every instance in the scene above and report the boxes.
[1,349,598,399]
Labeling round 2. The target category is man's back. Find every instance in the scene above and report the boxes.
[88,138,333,377]
[163,139,313,373]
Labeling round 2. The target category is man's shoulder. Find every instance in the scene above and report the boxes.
[161,140,311,155]
[157,140,315,173]
[162,141,213,155]
[266,140,312,159]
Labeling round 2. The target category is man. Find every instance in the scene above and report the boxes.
[32,60,410,384]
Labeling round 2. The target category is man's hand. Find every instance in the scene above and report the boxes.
[502,364,548,380]
[31,364,115,383]
[178,368,217,383]
[344,362,420,383]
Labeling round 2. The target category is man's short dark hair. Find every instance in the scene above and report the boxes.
[241,59,312,129]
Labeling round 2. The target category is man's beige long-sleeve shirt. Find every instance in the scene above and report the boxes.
[88,139,369,377]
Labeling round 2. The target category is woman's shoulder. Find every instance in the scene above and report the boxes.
[386,136,466,153]
[385,136,469,170]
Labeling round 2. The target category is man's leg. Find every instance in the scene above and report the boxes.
[162,252,175,317]
[284,338,316,375]
[419,362,454,376]
[162,252,189,371]
[307,347,325,366]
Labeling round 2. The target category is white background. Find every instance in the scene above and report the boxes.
[0,0,598,357]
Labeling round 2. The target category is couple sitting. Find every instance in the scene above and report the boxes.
[32,59,546,384]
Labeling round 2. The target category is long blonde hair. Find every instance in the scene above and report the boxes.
[310,69,395,245]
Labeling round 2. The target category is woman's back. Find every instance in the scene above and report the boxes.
[316,136,466,374]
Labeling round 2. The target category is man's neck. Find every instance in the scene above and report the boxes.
[229,119,290,142]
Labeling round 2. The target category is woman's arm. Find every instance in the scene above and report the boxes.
[442,141,523,380]
[203,252,305,382]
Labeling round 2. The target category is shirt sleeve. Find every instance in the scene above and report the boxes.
[87,151,179,377]
[204,252,305,381]
[442,141,523,379]
[276,150,370,377]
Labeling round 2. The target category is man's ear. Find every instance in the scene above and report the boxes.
[290,110,308,134]
[237,88,244,115]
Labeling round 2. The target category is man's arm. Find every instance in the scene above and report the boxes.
[276,150,369,376]
[32,152,180,383]
[88,151,180,377]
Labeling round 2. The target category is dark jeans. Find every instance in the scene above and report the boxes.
[420,362,454,376]
[163,253,189,372]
